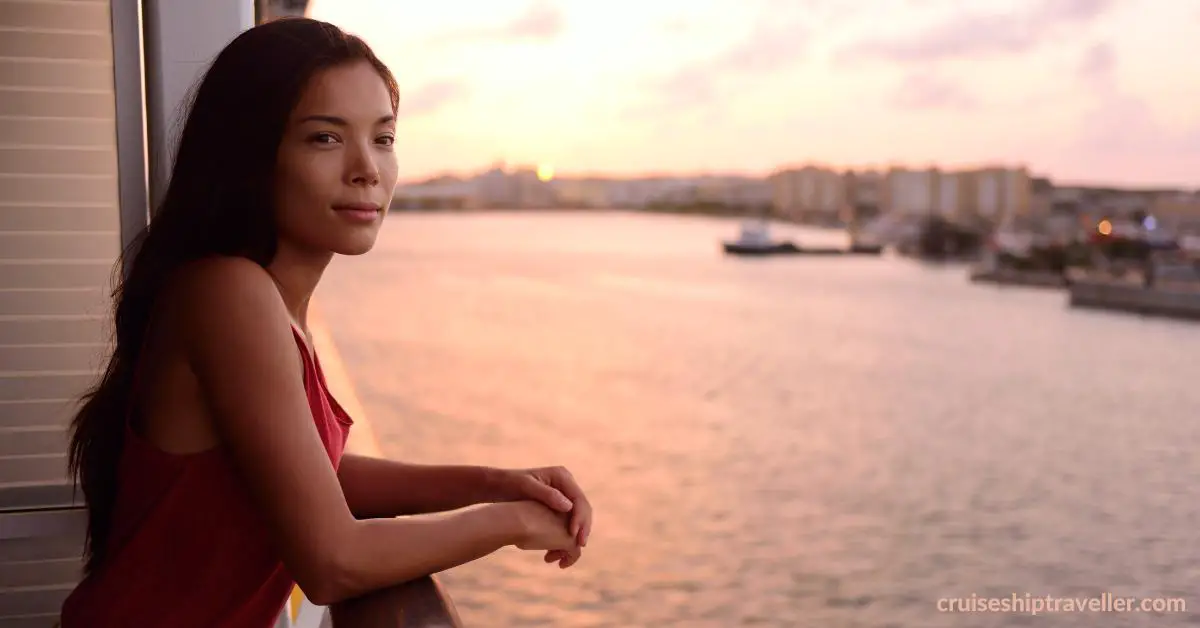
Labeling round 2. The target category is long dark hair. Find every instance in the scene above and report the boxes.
[68,17,399,574]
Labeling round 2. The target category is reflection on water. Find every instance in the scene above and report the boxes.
[318,211,1200,627]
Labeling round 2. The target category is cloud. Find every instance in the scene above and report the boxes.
[718,22,808,73]
[1071,42,1200,162]
[433,1,564,44]
[629,18,808,117]
[500,1,563,40]
[1074,94,1200,184]
[836,0,1117,63]
[891,73,978,110]
[1076,41,1115,85]
[649,67,717,109]
[753,0,870,28]
[400,80,470,118]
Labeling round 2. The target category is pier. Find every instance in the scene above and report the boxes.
[969,267,1068,289]
[1068,281,1200,321]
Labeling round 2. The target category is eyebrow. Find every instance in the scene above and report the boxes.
[298,114,396,126]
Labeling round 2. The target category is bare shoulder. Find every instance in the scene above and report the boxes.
[159,257,311,444]
[169,255,283,313]
[163,256,293,349]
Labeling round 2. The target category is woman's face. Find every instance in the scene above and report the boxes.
[273,60,398,257]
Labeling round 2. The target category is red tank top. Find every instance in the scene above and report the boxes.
[60,325,352,627]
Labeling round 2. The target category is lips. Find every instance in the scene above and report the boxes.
[332,202,381,212]
[332,202,382,223]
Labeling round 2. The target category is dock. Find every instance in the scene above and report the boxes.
[969,267,1067,289]
[1068,281,1200,321]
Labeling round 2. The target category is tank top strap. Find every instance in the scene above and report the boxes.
[289,322,327,400]
[289,322,315,371]
[289,323,354,427]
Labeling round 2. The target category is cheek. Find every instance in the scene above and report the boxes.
[380,154,401,190]
[274,156,334,225]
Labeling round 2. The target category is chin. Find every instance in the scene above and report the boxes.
[332,237,378,256]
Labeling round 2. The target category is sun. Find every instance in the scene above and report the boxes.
[536,163,555,182]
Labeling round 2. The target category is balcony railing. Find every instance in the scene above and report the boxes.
[330,575,464,627]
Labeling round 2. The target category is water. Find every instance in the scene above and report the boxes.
[317,210,1200,627]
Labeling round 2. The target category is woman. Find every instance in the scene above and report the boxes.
[61,17,592,627]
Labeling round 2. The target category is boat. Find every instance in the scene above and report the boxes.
[846,242,885,255]
[897,215,988,261]
[721,220,801,256]
[722,240,802,255]
[720,219,885,256]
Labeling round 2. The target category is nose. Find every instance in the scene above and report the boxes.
[346,141,380,187]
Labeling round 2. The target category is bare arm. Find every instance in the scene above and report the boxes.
[176,258,546,604]
[338,454,503,519]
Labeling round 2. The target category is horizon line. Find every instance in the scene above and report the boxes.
[402,165,1199,192]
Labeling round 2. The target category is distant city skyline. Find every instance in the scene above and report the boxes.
[311,0,1200,188]
[402,161,1194,194]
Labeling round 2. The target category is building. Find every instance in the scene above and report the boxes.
[770,166,847,222]
[471,164,558,208]
[648,177,708,206]
[844,169,884,221]
[1045,185,1179,231]
[510,165,558,208]
[473,164,515,207]
[611,177,689,208]
[1028,176,1055,217]
[552,178,613,208]
[1149,193,1200,231]
[882,167,939,216]
[723,178,773,211]
[696,176,772,210]
[392,179,476,210]
[879,165,1031,224]
[934,171,966,219]
[969,167,1031,221]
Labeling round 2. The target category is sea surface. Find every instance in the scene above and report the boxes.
[317,210,1200,627]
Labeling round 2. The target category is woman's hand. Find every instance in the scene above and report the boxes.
[500,500,577,552]
[491,466,593,567]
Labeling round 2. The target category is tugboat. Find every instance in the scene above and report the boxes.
[721,218,885,257]
[721,219,800,256]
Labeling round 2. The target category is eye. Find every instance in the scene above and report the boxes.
[309,132,340,145]
[376,134,395,147]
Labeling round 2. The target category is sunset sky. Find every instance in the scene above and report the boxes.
[309,0,1198,188]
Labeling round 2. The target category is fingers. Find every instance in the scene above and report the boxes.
[550,546,581,569]
[542,545,582,568]
[569,497,593,547]
[528,465,593,563]
[526,475,573,512]
[548,466,586,503]
[560,546,582,568]
[545,467,591,544]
